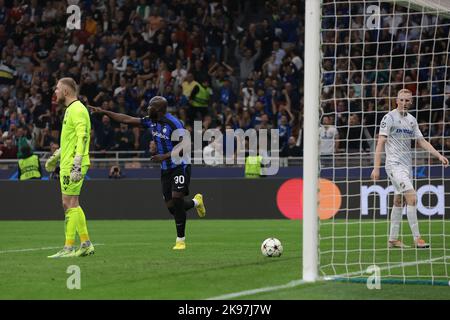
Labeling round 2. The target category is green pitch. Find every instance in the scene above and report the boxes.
[0,220,449,300]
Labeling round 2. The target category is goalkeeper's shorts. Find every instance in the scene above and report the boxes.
[59,166,89,196]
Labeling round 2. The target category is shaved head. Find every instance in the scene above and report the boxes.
[148,96,168,121]
[55,77,79,105]
[59,77,78,95]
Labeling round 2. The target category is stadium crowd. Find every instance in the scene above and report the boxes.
[320,0,450,157]
[0,0,302,161]
[0,0,449,162]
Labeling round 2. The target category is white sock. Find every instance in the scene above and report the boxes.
[176,237,185,242]
[406,205,420,240]
[389,206,403,241]
[192,198,199,207]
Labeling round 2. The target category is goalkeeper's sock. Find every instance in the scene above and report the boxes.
[64,208,78,247]
[173,198,186,238]
[389,206,403,241]
[406,205,420,240]
[76,206,90,243]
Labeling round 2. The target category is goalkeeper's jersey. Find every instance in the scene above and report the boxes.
[379,109,423,170]
[60,100,91,170]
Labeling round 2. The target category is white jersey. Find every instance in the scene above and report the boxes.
[379,109,423,169]
[319,125,338,155]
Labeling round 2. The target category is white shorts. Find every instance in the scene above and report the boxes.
[385,166,414,195]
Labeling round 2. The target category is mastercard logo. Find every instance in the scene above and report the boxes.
[276,178,342,220]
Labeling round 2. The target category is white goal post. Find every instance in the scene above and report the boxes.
[303,0,450,284]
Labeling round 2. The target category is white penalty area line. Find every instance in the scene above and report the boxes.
[206,256,450,300]
[0,243,105,254]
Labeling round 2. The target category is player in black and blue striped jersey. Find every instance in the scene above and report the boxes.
[89,96,206,250]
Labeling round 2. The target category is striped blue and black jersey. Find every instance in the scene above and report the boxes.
[141,113,188,170]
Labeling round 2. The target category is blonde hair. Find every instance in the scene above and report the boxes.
[59,77,79,95]
[397,88,412,97]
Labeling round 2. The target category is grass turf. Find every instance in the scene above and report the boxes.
[0,219,449,299]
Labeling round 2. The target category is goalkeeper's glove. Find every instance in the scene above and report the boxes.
[70,155,83,182]
[45,148,61,172]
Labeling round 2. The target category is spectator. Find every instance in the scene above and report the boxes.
[319,115,339,155]
[17,144,41,180]
[36,126,53,152]
[272,40,286,66]
[345,113,370,153]
[0,0,303,157]
[171,59,188,88]
[109,165,123,179]
[15,126,32,158]
[114,123,135,154]
[189,79,212,121]
[181,72,199,99]
[94,115,116,154]
[234,40,261,82]
[112,47,128,75]
[217,77,237,111]
[280,136,302,157]
[242,78,257,108]
[278,113,293,150]
[203,136,223,166]
[0,135,17,159]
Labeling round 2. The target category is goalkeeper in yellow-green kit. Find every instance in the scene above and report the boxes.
[46,78,94,258]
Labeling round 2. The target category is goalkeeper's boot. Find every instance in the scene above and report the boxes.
[75,241,95,257]
[48,246,76,258]
[194,193,206,218]
[415,238,430,249]
[173,240,186,250]
[388,240,409,248]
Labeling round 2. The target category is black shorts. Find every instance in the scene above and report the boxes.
[161,165,191,201]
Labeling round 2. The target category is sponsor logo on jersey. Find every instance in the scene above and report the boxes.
[152,131,170,140]
[395,128,413,135]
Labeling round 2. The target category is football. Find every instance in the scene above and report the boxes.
[261,238,283,257]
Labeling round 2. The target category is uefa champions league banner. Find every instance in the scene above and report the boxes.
[0,177,447,220]
[331,178,449,220]
[0,167,301,180]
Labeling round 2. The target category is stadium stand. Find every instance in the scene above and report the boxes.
[0,0,303,164]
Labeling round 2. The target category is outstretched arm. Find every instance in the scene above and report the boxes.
[89,106,142,125]
[417,137,449,167]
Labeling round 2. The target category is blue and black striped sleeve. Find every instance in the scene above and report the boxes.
[141,116,152,128]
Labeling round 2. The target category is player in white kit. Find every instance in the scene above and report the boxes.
[371,89,449,248]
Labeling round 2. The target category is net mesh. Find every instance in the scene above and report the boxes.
[318,0,450,283]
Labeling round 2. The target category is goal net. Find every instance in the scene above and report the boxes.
[318,0,450,285]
